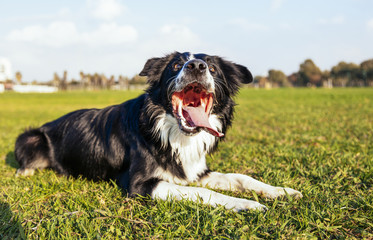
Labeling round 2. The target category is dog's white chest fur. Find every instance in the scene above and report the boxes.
[152,113,221,184]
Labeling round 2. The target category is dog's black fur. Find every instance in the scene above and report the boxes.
[15,52,252,197]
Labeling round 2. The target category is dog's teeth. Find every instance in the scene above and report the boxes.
[178,103,183,118]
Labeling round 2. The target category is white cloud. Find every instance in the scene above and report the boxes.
[155,24,200,50]
[270,0,286,12]
[332,16,345,24]
[58,7,72,17]
[81,22,137,45]
[230,18,269,32]
[6,21,79,47]
[367,18,373,31]
[160,24,199,41]
[318,16,345,25]
[6,21,138,47]
[87,0,126,21]
[279,22,293,30]
[2,7,72,23]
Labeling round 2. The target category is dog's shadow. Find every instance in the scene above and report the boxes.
[0,201,25,238]
[2,153,24,238]
[5,152,19,169]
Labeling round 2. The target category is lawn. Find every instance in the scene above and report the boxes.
[0,88,372,239]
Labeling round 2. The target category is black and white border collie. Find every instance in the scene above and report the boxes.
[15,52,302,211]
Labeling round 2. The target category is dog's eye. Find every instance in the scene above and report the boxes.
[174,63,182,71]
[209,65,216,73]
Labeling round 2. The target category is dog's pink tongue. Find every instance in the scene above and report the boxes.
[183,106,224,137]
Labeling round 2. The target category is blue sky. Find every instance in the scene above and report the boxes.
[1,0,372,82]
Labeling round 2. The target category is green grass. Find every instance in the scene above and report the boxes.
[1,88,372,239]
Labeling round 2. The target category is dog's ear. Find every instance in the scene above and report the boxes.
[217,57,253,84]
[139,57,161,77]
[139,56,169,87]
[214,57,253,95]
[233,63,253,84]
[139,53,178,86]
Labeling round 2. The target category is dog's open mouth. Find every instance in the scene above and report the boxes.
[171,83,224,137]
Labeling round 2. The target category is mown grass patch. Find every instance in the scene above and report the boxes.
[1,88,372,239]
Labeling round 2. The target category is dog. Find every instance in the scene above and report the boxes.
[15,52,302,211]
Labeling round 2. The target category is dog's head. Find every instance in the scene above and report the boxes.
[140,52,252,137]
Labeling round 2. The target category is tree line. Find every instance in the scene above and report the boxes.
[50,71,147,91]
[254,58,373,88]
[10,58,373,90]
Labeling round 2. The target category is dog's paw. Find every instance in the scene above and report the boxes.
[15,168,35,177]
[229,199,267,212]
[283,187,303,199]
[263,187,303,199]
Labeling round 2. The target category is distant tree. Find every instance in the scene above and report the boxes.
[298,59,322,87]
[287,73,298,86]
[60,70,68,90]
[70,79,80,87]
[131,74,147,85]
[101,74,108,89]
[108,75,115,89]
[321,70,333,88]
[253,75,262,84]
[321,70,330,80]
[80,71,88,88]
[119,75,130,90]
[53,72,61,87]
[268,69,291,87]
[15,71,22,84]
[331,61,360,87]
[86,74,93,88]
[79,71,84,80]
[93,73,100,89]
[253,75,269,88]
[360,59,373,86]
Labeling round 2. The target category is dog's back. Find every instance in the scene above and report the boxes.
[15,95,145,181]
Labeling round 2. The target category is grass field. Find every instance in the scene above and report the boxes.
[0,88,372,239]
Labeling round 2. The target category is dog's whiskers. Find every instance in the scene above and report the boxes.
[212,77,227,105]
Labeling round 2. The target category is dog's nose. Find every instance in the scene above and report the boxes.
[185,59,207,73]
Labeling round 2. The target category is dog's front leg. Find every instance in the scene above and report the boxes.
[198,172,303,199]
[151,180,267,212]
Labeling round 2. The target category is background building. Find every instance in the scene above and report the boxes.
[0,57,12,82]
